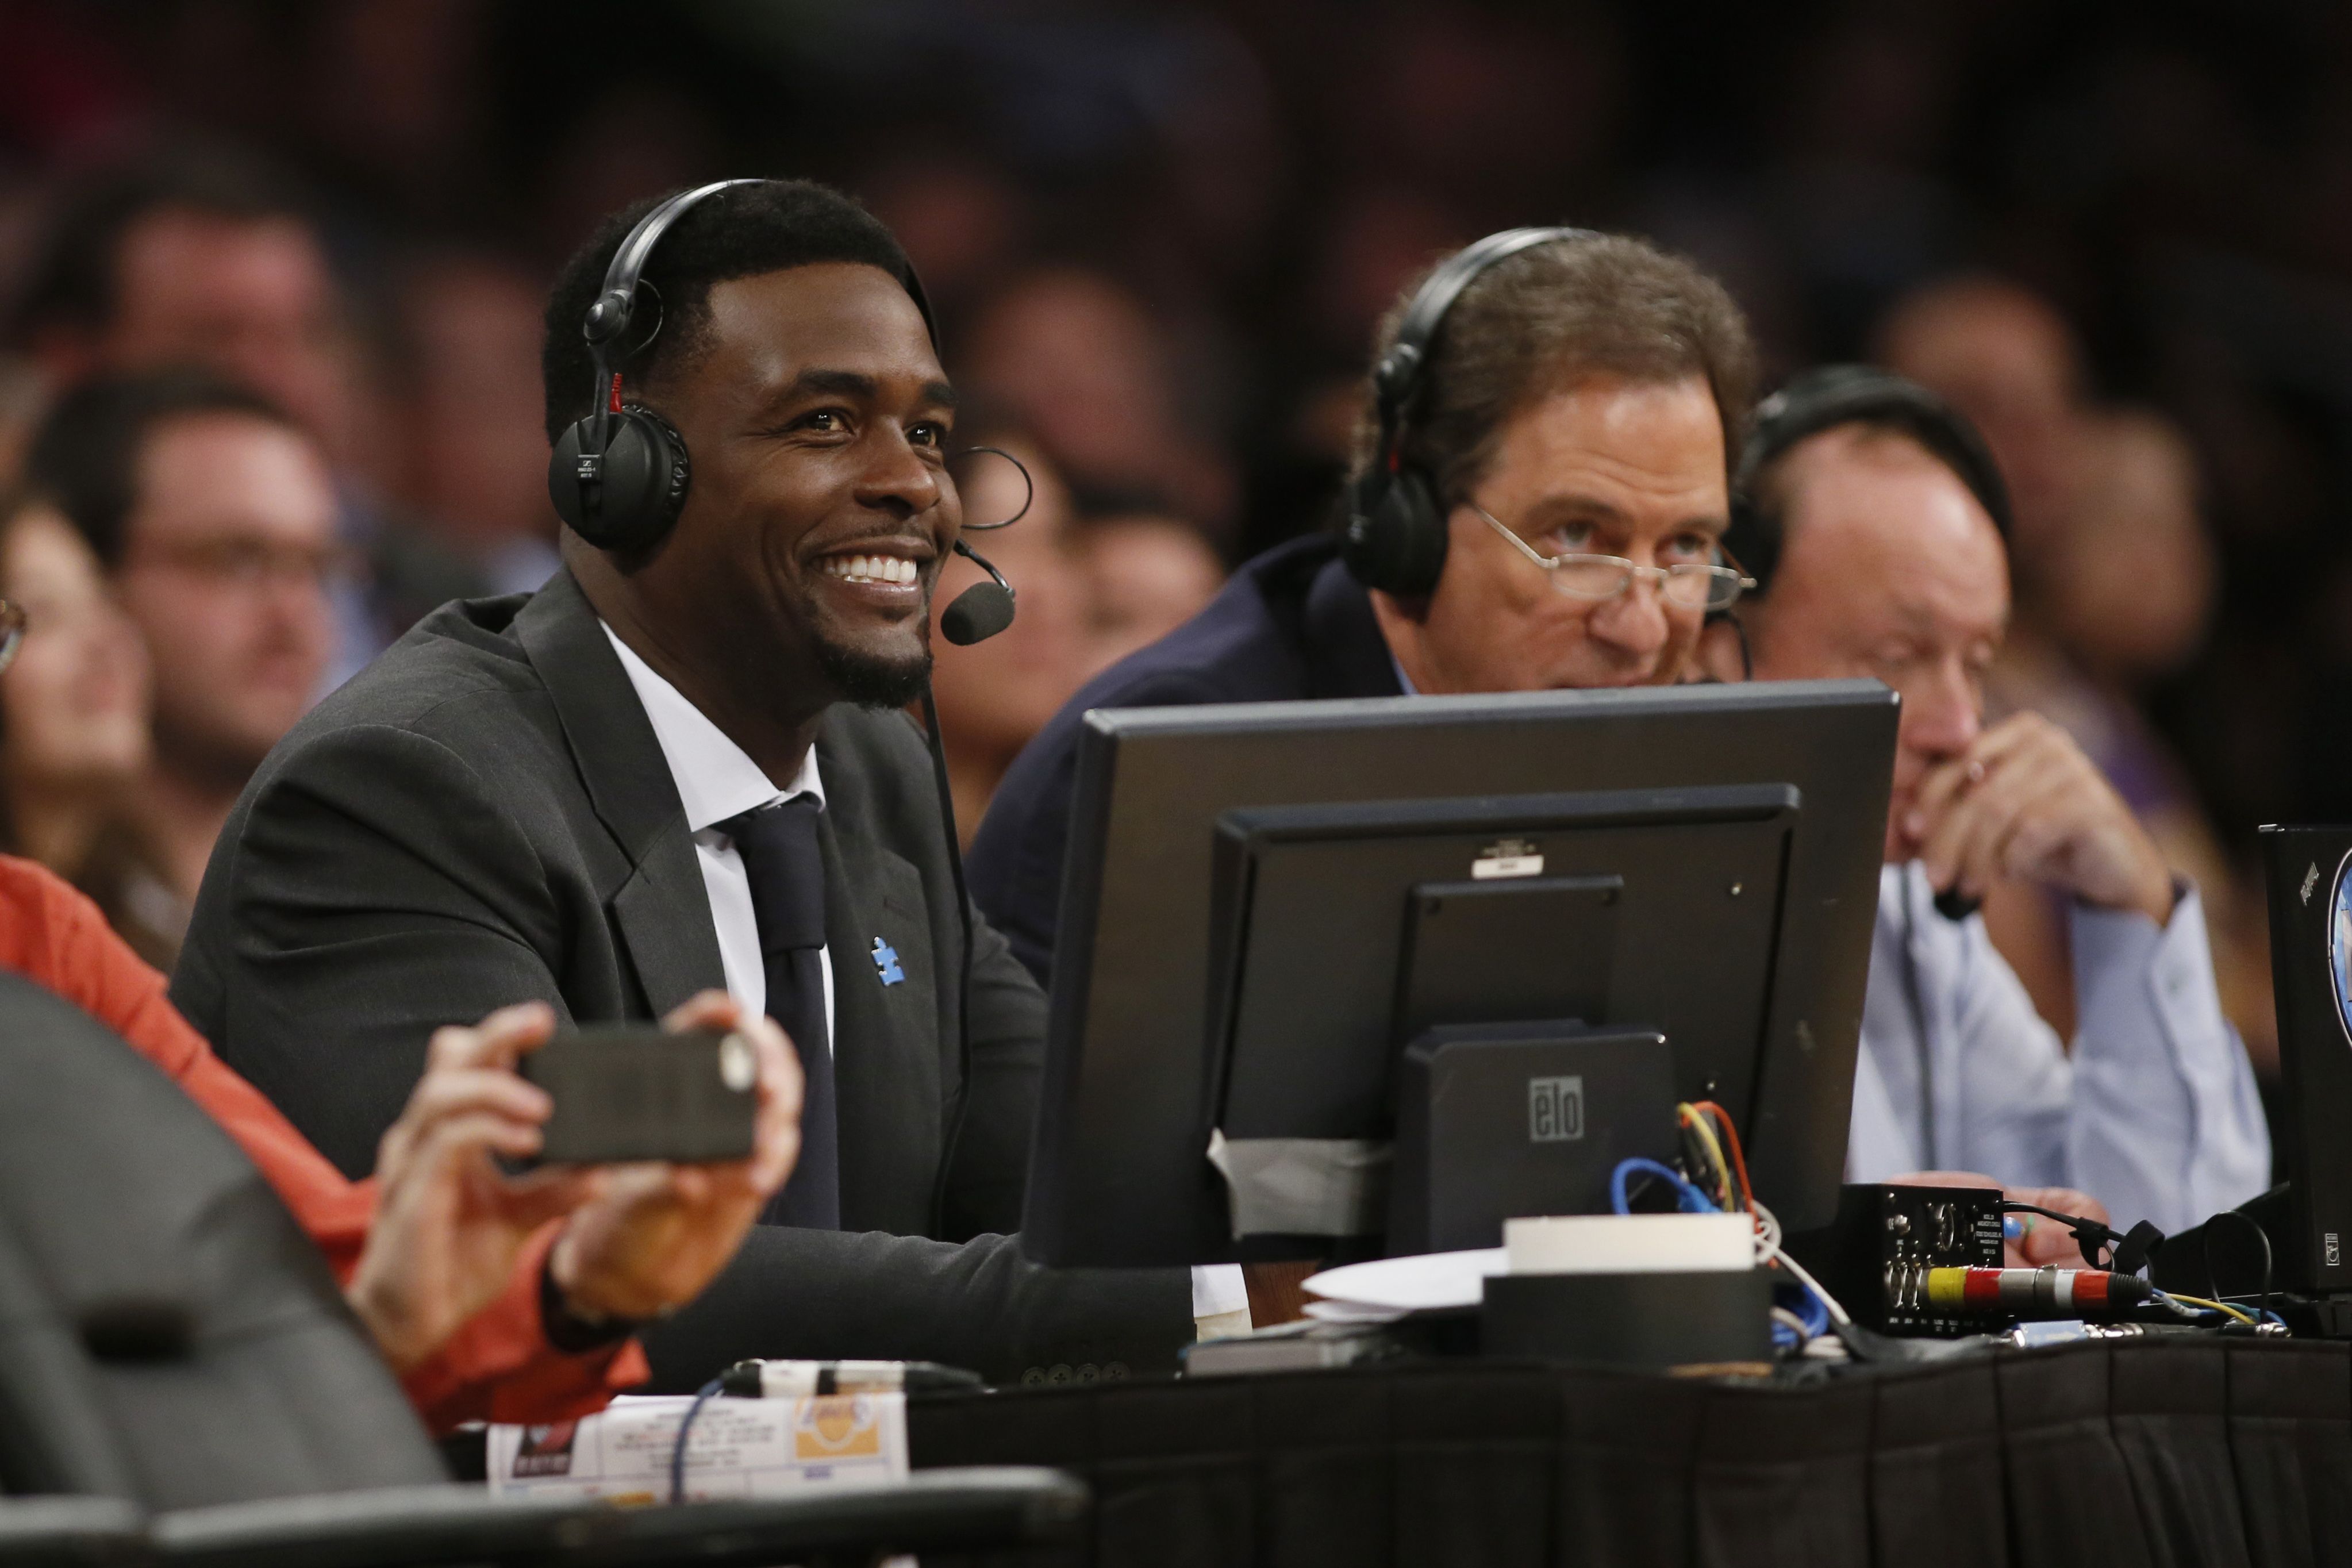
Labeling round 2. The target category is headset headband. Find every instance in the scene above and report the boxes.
[1372,226,1601,433]
[1737,365,2012,539]
[575,178,939,447]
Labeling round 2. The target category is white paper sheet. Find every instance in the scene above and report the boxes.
[1301,1247,1509,1313]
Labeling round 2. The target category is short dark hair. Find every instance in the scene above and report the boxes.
[24,368,297,569]
[541,180,925,444]
[9,147,313,348]
[1347,232,1759,506]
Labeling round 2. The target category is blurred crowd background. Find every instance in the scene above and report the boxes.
[1,0,2347,1120]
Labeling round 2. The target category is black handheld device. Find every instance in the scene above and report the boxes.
[519,1025,759,1165]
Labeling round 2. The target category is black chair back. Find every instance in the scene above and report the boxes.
[0,974,445,1507]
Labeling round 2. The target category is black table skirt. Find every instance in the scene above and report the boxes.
[908,1338,2352,1568]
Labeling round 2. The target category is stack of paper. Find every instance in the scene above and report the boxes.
[1300,1248,1508,1323]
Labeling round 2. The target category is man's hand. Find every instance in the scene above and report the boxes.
[347,1002,590,1374]
[2001,1185,2115,1269]
[546,991,804,1325]
[1909,713,2174,926]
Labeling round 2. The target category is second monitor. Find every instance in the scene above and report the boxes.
[1021,679,1899,1266]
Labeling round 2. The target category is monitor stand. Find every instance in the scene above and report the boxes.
[1387,1020,1678,1255]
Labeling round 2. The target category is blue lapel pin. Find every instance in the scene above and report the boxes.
[871,936,905,986]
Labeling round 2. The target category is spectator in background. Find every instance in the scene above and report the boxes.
[962,266,1238,541]
[386,250,564,595]
[1874,275,2090,564]
[26,370,337,965]
[7,149,483,684]
[0,492,163,956]
[1980,409,2274,1067]
[1078,512,1225,675]
[927,436,1092,842]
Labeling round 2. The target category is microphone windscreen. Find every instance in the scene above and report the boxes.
[941,582,1016,645]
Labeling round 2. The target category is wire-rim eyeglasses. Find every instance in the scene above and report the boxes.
[1471,503,1755,612]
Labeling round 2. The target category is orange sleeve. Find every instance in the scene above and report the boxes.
[0,855,645,1428]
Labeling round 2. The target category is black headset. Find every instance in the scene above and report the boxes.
[1723,363,2012,596]
[1342,226,1600,597]
[546,178,940,558]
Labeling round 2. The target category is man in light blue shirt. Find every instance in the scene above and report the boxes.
[1732,367,2269,1237]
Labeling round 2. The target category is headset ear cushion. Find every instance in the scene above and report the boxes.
[546,406,691,554]
[1343,464,1449,598]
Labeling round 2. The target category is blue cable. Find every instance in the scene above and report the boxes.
[669,1376,727,1505]
[1609,1157,1717,1215]
[1771,1280,1829,1339]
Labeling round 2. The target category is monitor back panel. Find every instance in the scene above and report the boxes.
[1213,787,1796,1142]
[1027,679,1897,1266]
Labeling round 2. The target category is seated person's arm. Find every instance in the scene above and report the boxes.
[1903,713,2268,1228]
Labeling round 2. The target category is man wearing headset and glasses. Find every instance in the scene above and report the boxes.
[970,228,1761,986]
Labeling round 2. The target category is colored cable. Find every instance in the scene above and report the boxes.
[2203,1209,2276,1328]
[1689,1098,1755,1213]
[1757,1220,1852,1328]
[669,1375,726,1505]
[2161,1292,2257,1327]
[1674,1103,1734,1210]
[1923,1266,2152,1317]
[1609,1156,1717,1215]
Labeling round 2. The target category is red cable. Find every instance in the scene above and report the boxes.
[1691,1099,1754,1214]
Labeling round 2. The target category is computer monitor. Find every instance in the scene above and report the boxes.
[2257,823,2352,1302]
[1019,679,1898,1267]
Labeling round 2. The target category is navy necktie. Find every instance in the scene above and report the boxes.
[720,795,837,1228]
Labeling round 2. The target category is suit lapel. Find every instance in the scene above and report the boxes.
[816,721,940,1225]
[513,569,726,1014]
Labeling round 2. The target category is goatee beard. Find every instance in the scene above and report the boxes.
[814,628,933,710]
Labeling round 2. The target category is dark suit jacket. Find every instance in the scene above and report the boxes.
[969,534,1400,987]
[171,568,1191,1388]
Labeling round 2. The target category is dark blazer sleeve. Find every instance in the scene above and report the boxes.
[641,1227,1194,1390]
[179,720,574,1179]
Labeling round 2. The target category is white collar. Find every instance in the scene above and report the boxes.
[599,621,824,834]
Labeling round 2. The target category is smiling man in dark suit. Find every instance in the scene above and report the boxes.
[171,179,1203,1387]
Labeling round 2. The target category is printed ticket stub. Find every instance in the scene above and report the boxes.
[487,1391,909,1504]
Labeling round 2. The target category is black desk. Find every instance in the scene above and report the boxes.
[909,1338,2352,1567]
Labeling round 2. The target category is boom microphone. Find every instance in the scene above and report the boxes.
[941,540,1016,645]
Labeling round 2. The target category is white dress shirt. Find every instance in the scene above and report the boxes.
[600,623,1250,1322]
[601,624,833,1047]
[1846,863,2271,1233]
